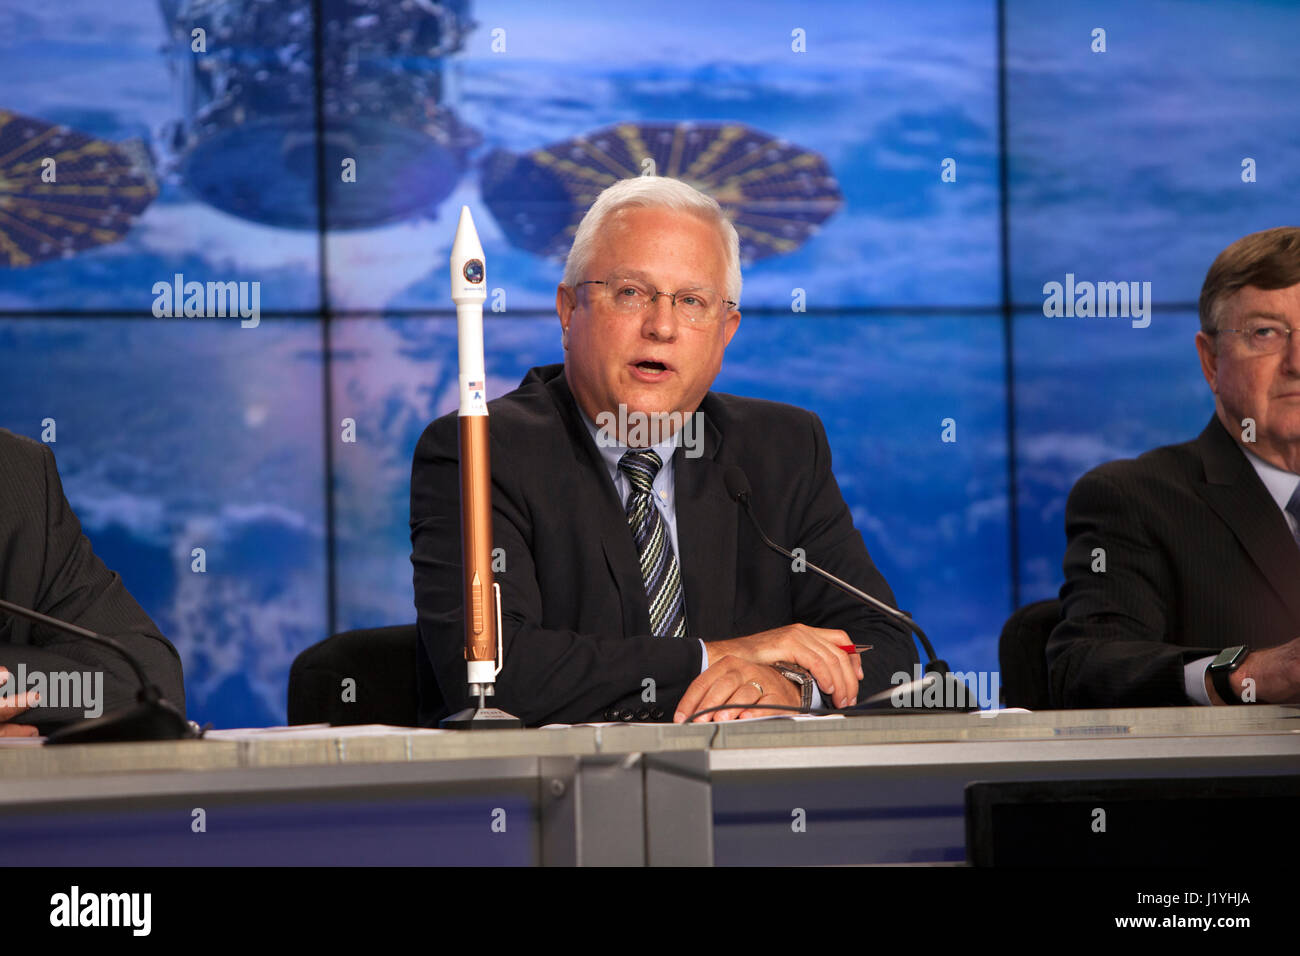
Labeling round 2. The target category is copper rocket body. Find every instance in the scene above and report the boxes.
[450,206,497,683]
[458,415,495,664]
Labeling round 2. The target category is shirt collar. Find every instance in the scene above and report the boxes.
[1241,446,1300,513]
[579,407,681,482]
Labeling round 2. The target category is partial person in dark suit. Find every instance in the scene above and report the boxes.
[411,176,916,727]
[0,429,185,735]
[1049,227,1300,707]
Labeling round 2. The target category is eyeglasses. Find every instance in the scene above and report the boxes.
[575,275,736,326]
[1213,322,1298,355]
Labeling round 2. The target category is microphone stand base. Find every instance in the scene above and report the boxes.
[847,667,981,715]
[46,697,197,745]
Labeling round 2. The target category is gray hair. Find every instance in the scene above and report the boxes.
[1199,226,1300,335]
[562,176,742,306]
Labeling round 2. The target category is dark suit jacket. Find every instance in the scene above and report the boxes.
[0,429,185,729]
[411,364,916,726]
[1047,415,1300,707]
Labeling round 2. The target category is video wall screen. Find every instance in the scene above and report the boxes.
[1,0,1296,727]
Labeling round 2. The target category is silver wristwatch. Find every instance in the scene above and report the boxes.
[772,660,815,712]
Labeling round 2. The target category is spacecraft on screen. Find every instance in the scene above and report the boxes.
[0,110,158,269]
[157,4,843,257]
[155,0,480,230]
[480,122,844,265]
[5,2,844,271]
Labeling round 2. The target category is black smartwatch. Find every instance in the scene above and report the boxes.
[1207,645,1248,704]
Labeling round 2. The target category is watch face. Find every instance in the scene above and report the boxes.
[1211,646,1246,670]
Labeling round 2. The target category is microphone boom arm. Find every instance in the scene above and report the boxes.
[725,467,947,675]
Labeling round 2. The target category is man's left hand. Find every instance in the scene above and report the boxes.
[674,655,801,722]
[0,668,39,737]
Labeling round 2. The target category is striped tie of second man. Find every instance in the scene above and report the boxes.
[1288,484,1300,552]
[618,449,688,638]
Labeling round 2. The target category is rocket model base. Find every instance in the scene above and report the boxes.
[440,706,523,730]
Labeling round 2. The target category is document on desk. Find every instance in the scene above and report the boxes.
[542,714,847,729]
[203,723,448,741]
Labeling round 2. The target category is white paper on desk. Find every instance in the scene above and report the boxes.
[0,735,46,747]
[542,713,846,729]
[976,707,1033,716]
[203,723,447,741]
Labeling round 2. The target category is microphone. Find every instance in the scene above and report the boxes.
[722,466,972,712]
[0,597,197,744]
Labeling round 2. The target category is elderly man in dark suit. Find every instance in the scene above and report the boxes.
[0,429,186,735]
[411,176,916,727]
[1049,227,1300,707]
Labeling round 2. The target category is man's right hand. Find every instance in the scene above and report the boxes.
[707,624,863,709]
[0,668,39,737]
[1214,636,1300,705]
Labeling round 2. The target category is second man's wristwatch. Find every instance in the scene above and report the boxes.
[1208,645,1248,704]
[772,660,815,713]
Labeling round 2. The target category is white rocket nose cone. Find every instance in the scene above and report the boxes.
[451,205,486,302]
[451,205,483,261]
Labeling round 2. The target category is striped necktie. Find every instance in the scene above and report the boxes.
[1287,484,1300,551]
[618,450,687,637]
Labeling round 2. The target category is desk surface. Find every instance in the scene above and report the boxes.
[2,706,1297,865]
[2,705,1297,782]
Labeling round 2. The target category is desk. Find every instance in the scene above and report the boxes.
[2,706,1297,865]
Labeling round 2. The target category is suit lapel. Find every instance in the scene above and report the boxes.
[1194,415,1300,624]
[544,369,649,636]
[673,404,736,641]
[601,532,650,636]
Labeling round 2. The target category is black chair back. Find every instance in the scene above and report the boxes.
[997,599,1061,709]
[288,624,424,726]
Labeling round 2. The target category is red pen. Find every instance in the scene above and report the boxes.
[838,644,872,655]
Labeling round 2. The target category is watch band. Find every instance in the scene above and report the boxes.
[773,660,814,713]
[1208,645,1247,705]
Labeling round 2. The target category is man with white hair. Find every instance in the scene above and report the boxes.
[411,176,916,726]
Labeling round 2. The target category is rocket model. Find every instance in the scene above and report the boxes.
[441,206,520,729]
